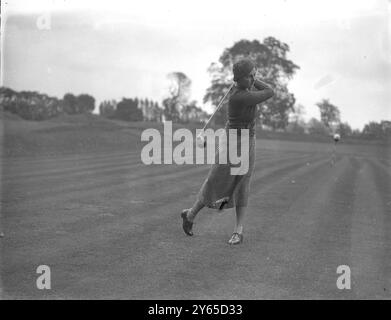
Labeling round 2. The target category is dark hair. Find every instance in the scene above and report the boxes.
[233,59,255,81]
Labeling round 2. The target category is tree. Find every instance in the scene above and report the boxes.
[361,121,391,140]
[289,104,306,125]
[63,93,77,114]
[0,87,16,99]
[0,88,62,120]
[180,100,196,123]
[163,72,192,122]
[338,122,352,138]
[179,100,210,124]
[286,104,306,134]
[63,93,95,115]
[259,84,296,130]
[115,98,143,121]
[316,99,341,128]
[99,100,117,118]
[76,94,95,114]
[203,37,299,126]
[351,129,362,138]
[307,118,330,136]
[381,120,391,139]
[150,101,163,122]
[162,97,179,122]
[286,103,306,134]
[286,121,306,134]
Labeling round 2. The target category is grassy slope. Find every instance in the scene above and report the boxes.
[0,112,387,159]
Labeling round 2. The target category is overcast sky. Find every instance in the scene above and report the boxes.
[2,0,390,129]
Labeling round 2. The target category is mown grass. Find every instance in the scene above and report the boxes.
[1,112,387,159]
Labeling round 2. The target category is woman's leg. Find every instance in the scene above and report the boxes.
[186,199,205,222]
[227,206,246,244]
[234,206,247,234]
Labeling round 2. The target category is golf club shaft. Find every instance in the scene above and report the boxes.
[202,83,234,131]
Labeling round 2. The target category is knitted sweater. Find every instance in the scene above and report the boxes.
[227,79,274,127]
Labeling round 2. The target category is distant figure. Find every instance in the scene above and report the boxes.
[181,59,274,245]
[331,133,340,165]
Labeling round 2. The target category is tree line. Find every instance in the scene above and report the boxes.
[99,98,159,122]
[0,88,95,120]
[1,36,389,140]
[288,98,391,140]
[0,86,208,124]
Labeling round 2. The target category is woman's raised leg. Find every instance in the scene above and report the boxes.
[186,199,205,222]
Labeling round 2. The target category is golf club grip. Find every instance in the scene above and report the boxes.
[202,83,234,131]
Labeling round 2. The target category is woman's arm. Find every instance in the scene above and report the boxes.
[233,86,274,106]
[235,79,274,105]
[252,78,274,91]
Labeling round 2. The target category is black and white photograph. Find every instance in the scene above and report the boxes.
[0,0,390,302]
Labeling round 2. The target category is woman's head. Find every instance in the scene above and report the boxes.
[233,59,257,89]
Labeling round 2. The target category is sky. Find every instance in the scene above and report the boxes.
[1,0,390,129]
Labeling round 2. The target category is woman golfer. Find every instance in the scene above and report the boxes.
[181,58,274,245]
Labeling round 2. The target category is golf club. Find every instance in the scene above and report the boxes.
[202,82,235,131]
[196,82,235,148]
